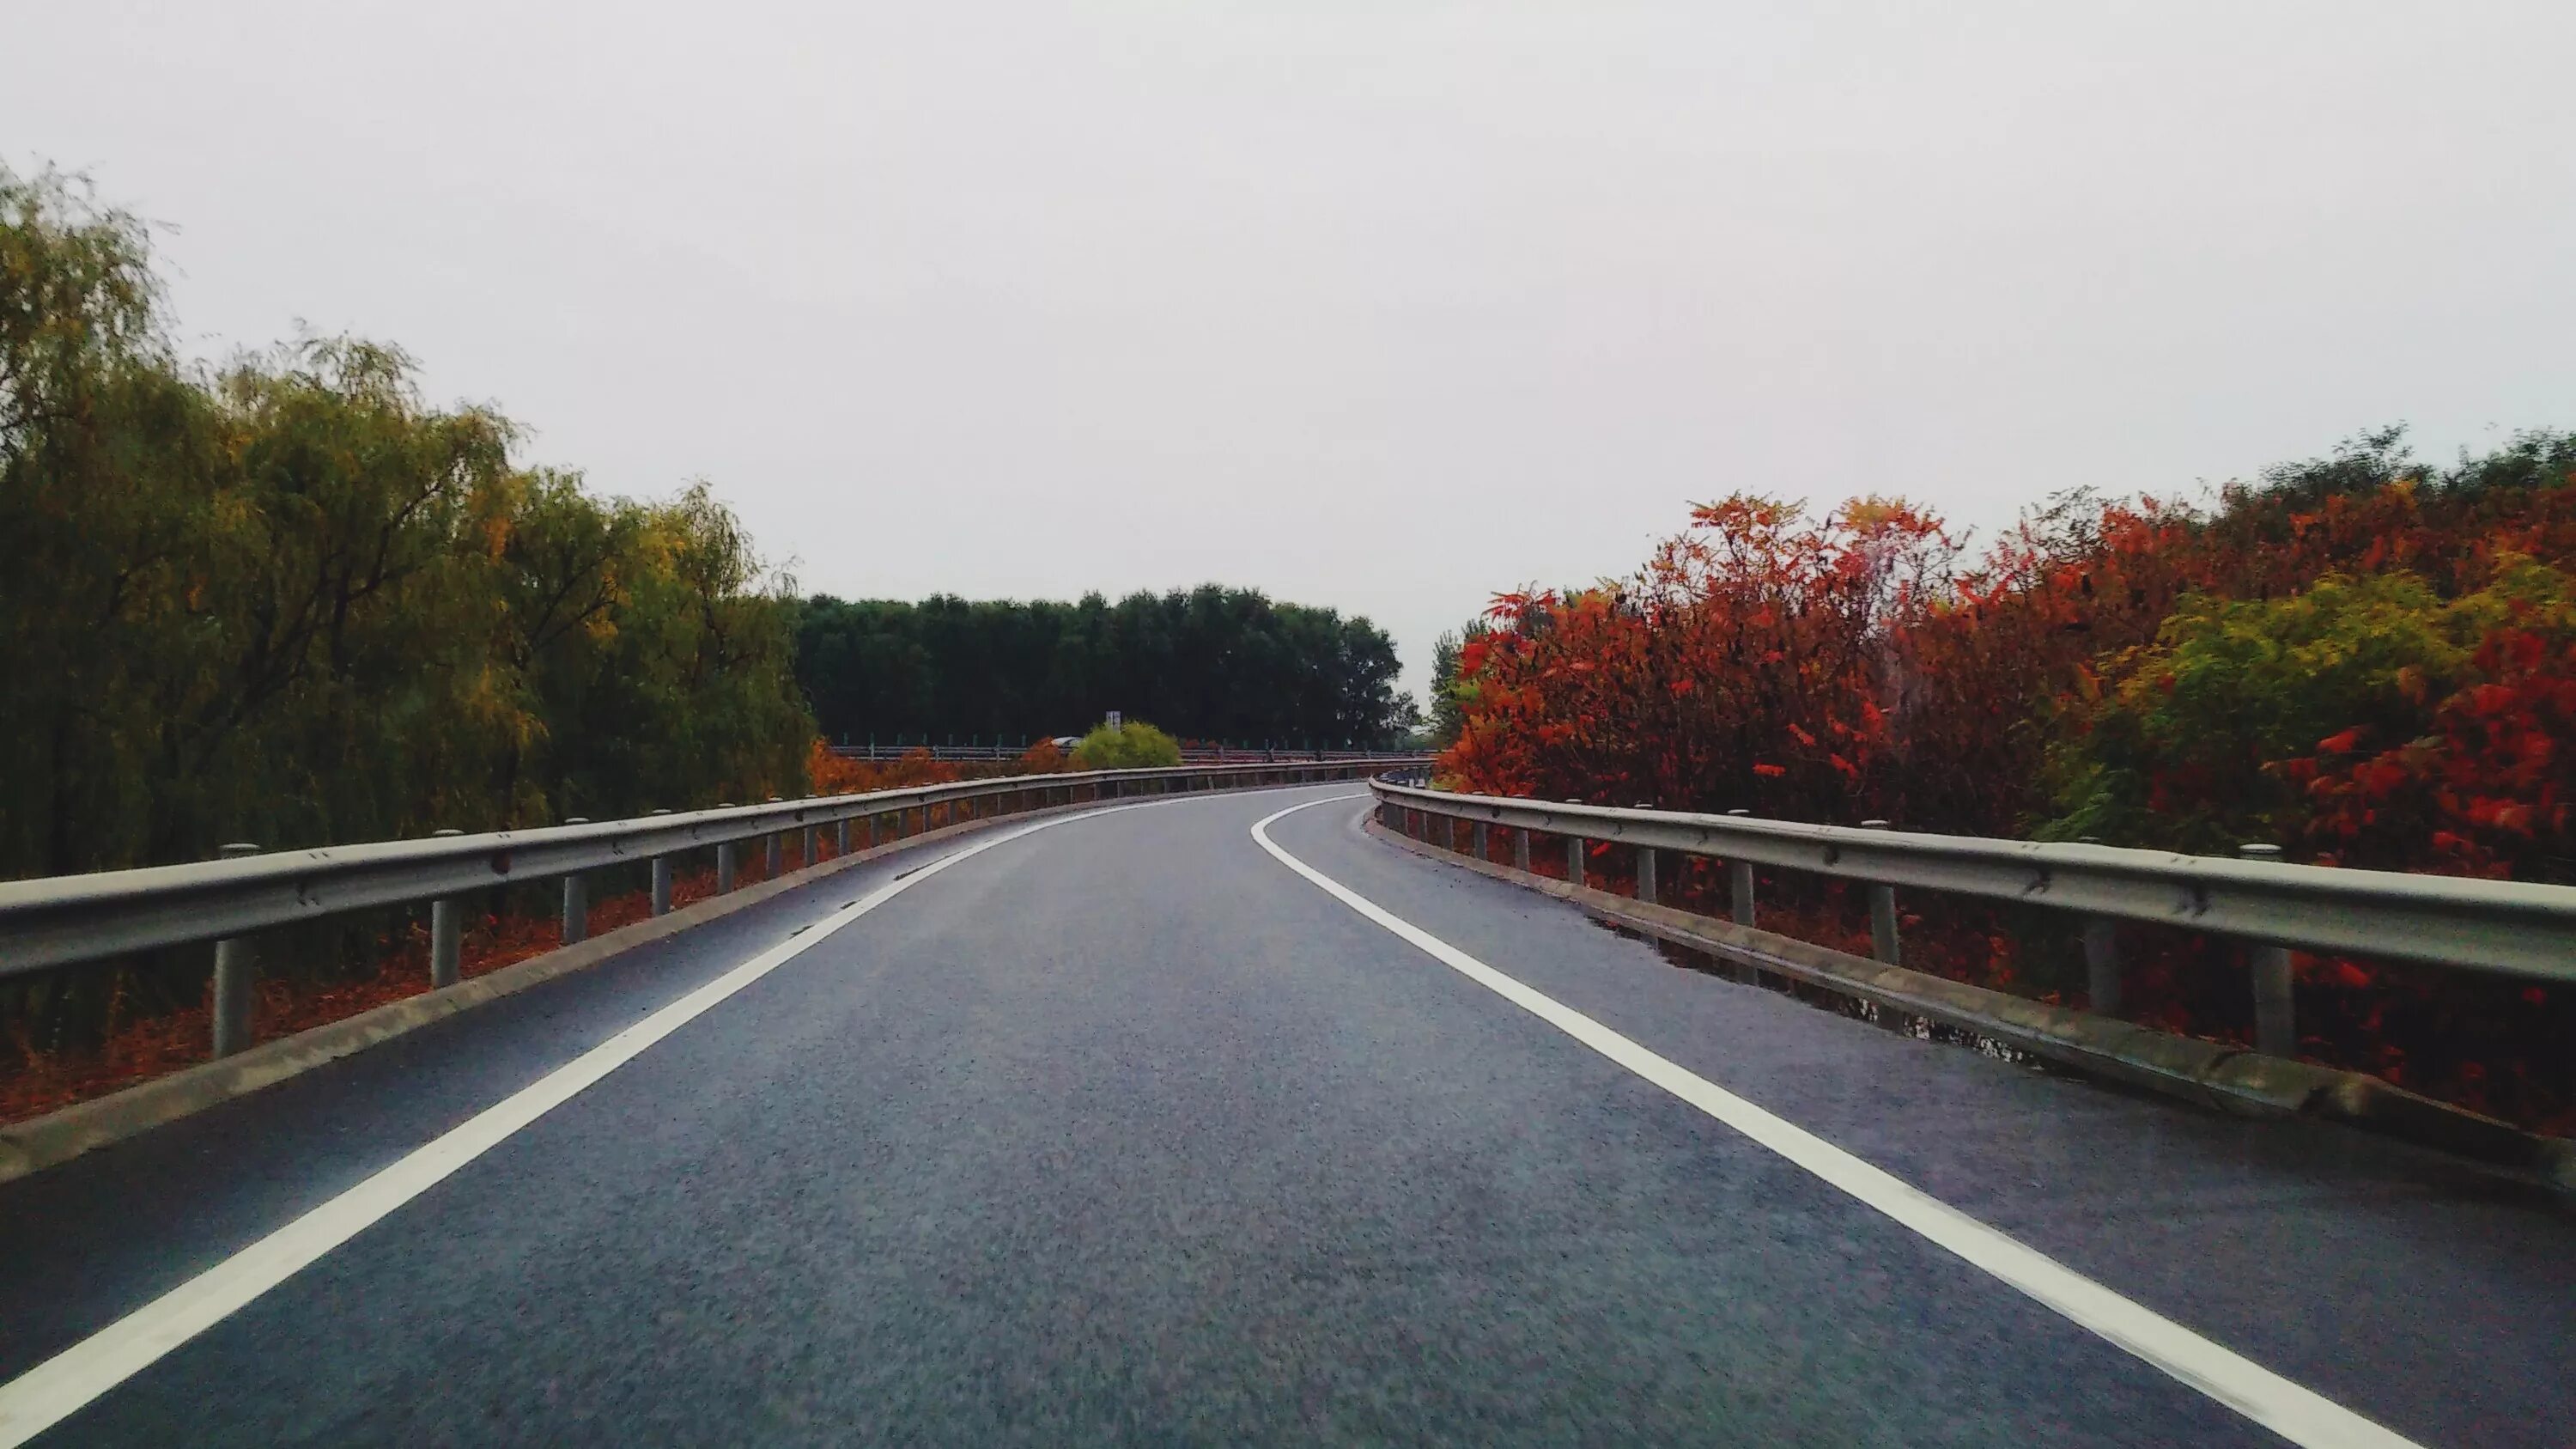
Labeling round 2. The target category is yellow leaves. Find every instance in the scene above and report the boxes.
[1688,493,1801,534]
[1837,495,1940,541]
[481,511,513,560]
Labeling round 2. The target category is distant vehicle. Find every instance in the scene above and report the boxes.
[1049,735,1084,752]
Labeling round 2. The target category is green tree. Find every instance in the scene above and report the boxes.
[0,163,814,872]
[1425,618,1489,749]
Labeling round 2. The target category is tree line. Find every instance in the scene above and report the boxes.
[795,588,1416,748]
[0,166,813,881]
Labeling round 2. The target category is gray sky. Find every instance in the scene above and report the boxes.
[9,1,2573,701]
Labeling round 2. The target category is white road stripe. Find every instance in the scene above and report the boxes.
[0,801,1154,1447]
[1252,796,2424,1449]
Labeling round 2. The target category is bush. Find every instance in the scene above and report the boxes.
[1072,719,1182,770]
[2046,557,2576,875]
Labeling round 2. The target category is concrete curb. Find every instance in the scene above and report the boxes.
[0,801,1095,1188]
[1365,816,2576,1197]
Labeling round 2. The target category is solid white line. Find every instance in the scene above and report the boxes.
[0,801,1158,1447]
[1250,797,2423,1449]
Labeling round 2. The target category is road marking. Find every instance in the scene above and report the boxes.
[1251,797,2424,1449]
[0,798,1182,1447]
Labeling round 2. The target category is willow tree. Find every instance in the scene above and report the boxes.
[0,164,814,878]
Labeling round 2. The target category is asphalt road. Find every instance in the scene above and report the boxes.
[0,785,2569,1446]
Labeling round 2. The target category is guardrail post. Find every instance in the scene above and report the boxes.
[1473,821,1489,862]
[717,841,738,892]
[836,819,851,855]
[2240,844,2296,1056]
[649,810,675,916]
[561,819,591,946]
[1726,809,1756,928]
[428,828,465,989]
[1859,820,1907,1032]
[766,800,784,877]
[1563,803,1585,888]
[803,825,819,869]
[1860,821,1900,966]
[1513,826,1531,872]
[2082,918,2122,1014]
[2251,943,2296,1057]
[1633,806,1658,904]
[209,842,262,1058]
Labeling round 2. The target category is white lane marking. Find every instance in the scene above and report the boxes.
[0,798,1183,1447]
[1251,798,2423,1449]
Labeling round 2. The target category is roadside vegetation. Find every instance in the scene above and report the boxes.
[0,166,830,1099]
[1433,430,2576,1131]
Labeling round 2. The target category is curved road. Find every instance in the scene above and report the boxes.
[0,785,2569,1446]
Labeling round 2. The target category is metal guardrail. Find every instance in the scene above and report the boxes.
[826,744,1402,764]
[0,758,1422,1058]
[1371,776,2576,1059]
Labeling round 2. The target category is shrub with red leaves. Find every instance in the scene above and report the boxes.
[1437,429,2576,1132]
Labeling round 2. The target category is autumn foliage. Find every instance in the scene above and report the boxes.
[1437,429,2576,1131]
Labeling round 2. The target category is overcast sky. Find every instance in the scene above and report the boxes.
[9,2,2573,700]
